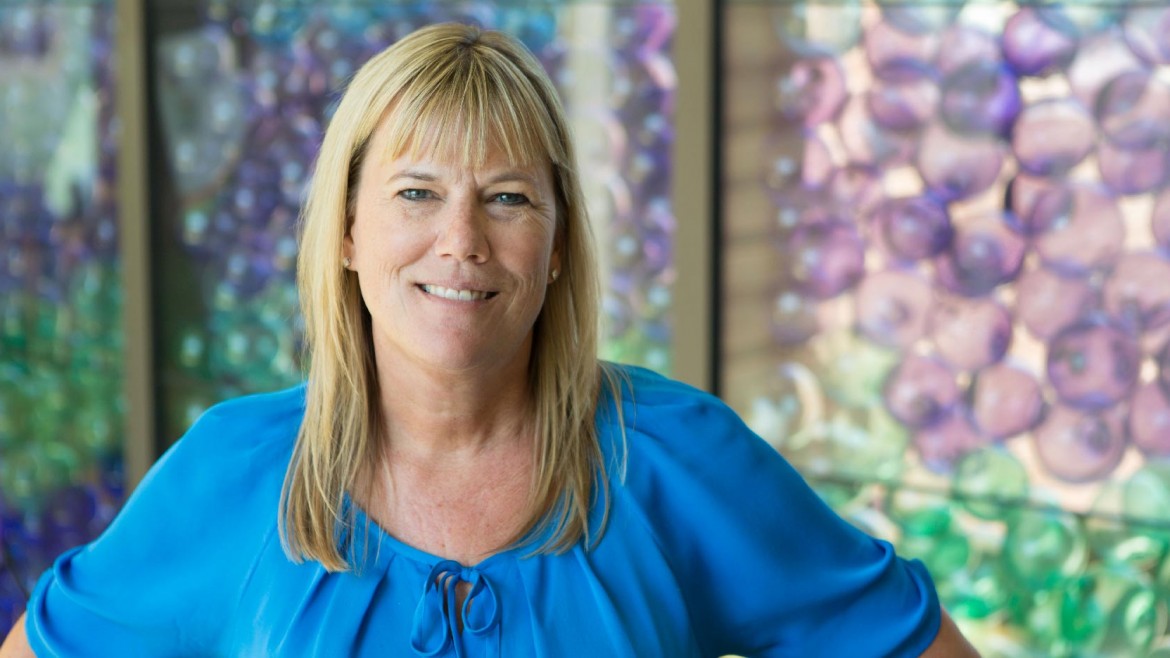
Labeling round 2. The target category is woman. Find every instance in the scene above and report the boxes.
[2,23,978,657]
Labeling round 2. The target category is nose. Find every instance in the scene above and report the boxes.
[434,198,490,263]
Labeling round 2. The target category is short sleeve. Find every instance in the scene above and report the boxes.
[614,368,940,658]
[24,388,301,657]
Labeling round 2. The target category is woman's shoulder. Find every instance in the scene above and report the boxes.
[177,383,307,457]
[104,384,307,554]
[603,362,725,409]
[600,362,744,441]
[193,382,307,437]
[142,383,306,497]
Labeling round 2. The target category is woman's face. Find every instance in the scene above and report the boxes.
[344,120,561,377]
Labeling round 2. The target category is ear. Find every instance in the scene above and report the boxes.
[550,246,561,280]
[343,233,355,266]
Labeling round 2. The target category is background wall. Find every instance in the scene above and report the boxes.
[721,1,1170,656]
[4,0,1170,656]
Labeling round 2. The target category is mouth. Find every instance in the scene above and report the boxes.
[418,284,498,301]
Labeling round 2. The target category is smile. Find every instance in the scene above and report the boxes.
[419,284,497,301]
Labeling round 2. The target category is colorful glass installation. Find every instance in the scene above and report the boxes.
[724,1,1170,654]
[153,1,678,442]
[0,1,122,635]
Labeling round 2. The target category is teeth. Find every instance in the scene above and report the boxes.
[422,284,490,301]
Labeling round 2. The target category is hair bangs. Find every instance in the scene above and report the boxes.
[376,52,563,172]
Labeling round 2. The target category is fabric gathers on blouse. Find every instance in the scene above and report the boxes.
[25,364,942,657]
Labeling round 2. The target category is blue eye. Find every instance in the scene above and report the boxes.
[493,192,529,206]
[399,189,432,201]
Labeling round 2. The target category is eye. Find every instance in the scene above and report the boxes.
[399,188,433,201]
[492,192,530,206]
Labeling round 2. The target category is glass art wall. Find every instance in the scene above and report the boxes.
[0,1,124,635]
[152,0,678,442]
[723,2,1170,656]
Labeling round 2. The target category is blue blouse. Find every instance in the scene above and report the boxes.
[26,365,940,657]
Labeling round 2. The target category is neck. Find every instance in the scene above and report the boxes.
[373,343,536,464]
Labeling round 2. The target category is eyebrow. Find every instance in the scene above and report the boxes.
[386,169,541,187]
[388,169,439,183]
[486,171,540,186]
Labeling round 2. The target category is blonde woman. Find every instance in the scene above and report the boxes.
[2,23,977,657]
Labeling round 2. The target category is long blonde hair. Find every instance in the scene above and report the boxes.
[282,23,625,571]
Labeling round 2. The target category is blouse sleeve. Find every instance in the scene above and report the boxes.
[616,369,940,658]
[23,389,297,657]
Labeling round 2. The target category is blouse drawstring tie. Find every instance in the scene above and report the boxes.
[410,560,501,657]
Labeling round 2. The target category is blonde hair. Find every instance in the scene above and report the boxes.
[283,23,625,571]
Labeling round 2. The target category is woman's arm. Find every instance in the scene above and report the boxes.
[920,608,981,657]
[0,614,35,658]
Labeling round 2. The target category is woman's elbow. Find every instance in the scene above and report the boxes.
[0,614,36,658]
[919,608,981,657]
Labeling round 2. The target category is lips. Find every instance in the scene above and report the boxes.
[419,283,498,301]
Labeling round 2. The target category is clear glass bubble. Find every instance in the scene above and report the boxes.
[1068,32,1144,112]
[770,290,820,345]
[1004,173,1072,237]
[912,406,985,474]
[900,520,971,580]
[1016,266,1097,340]
[1012,99,1096,176]
[825,164,884,219]
[933,213,1026,297]
[768,186,837,236]
[854,269,933,349]
[953,447,1029,521]
[773,56,847,128]
[761,130,833,194]
[1004,508,1089,590]
[1034,403,1129,482]
[821,410,908,483]
[1088,480,1170,571]
[247,1,305,46]
[878,0,963,36]
[1096,70,1170,149]
[944,553,1010,620]
[916,122,1005,202]
[748,361,825,451]
[929,295,1012,372]
[1002,7,1078,77]
[1047,319,1141,411]
[1080,564,1166,656]
[884,353,960,429]
[1035,184,1125,274]
[1153,188,1170,251]
[866,61,938,133]
[1128,383,1170,459]
[939,60,1021,138]
[1097,140,1169,196]
[1052,573,1108,652]
[1103,251,1170,333]
[1123,464,1170,527]
[874,195,953,262]
[838,95,918,167]
[1123,7,1170,66]
[935,24,1000,76]
[888,488,952,536]
[781,220,865,299]
[771,2,863,57]
[815,332,900,408]
[863,16,939,73]
[969,363,1046,439]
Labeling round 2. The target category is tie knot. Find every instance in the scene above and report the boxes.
[410,560,501,657]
